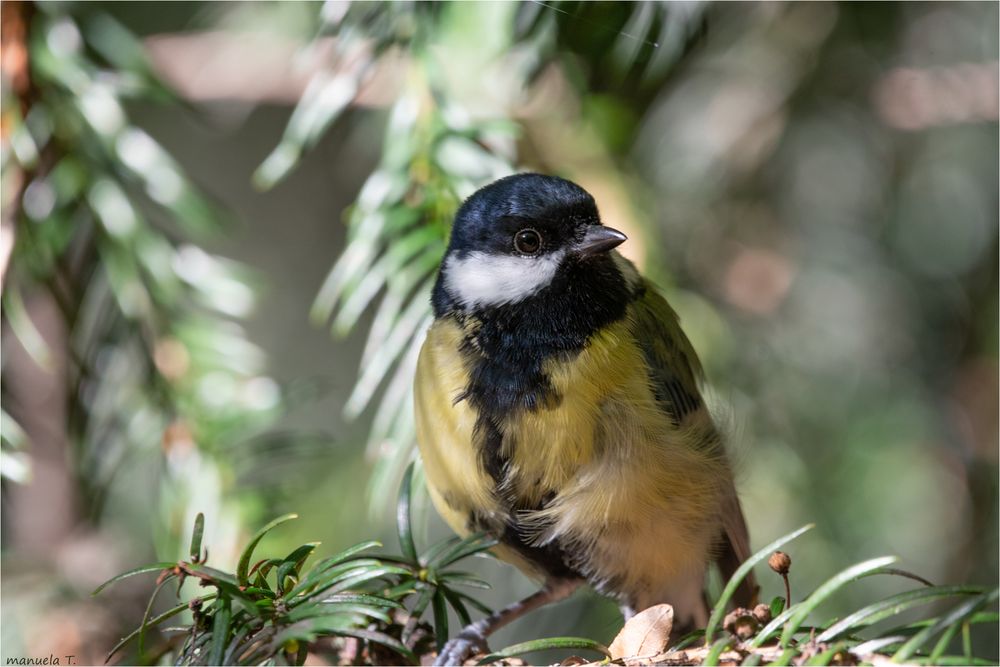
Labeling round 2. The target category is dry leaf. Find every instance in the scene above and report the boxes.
[609,604,674,660]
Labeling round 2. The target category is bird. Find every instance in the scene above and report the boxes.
[413,173,755,665]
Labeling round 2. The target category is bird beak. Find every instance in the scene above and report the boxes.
[574,225,627,257]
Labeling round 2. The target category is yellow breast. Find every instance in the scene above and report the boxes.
[413,318,499,536]
[414,316,637,515]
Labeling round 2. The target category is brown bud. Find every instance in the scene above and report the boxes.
[734,616,758,640]
[769,550,791,575]
[752,603,772,624]
[723,608,743,633]
[723,608,759,640]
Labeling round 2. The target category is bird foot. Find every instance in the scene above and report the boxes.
[433,628,489,666]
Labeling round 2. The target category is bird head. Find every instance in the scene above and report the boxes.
[434,173,629,314]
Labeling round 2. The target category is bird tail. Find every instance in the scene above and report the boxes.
[716,489,758,609]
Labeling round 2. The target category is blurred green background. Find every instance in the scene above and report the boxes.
[1,1,997,664]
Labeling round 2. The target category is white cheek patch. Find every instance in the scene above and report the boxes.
[444,250,566,308]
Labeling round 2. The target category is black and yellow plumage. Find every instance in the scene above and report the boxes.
[414,174,754,665]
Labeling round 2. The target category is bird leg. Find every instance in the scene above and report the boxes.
[433,578,581,666]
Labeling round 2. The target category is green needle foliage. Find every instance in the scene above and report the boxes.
[96,463,497,665]
[693,526,998,666]
[1,0,310,546]
[97,485,998,666]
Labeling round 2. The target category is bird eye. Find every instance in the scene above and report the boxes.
[513,229,542,255]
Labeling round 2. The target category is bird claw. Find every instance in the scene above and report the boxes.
[433,628,489,666]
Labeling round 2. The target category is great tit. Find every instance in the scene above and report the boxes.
[414,173,755,665]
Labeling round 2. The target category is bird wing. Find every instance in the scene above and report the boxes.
[629,282,707,428]
[630,281,758,607]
